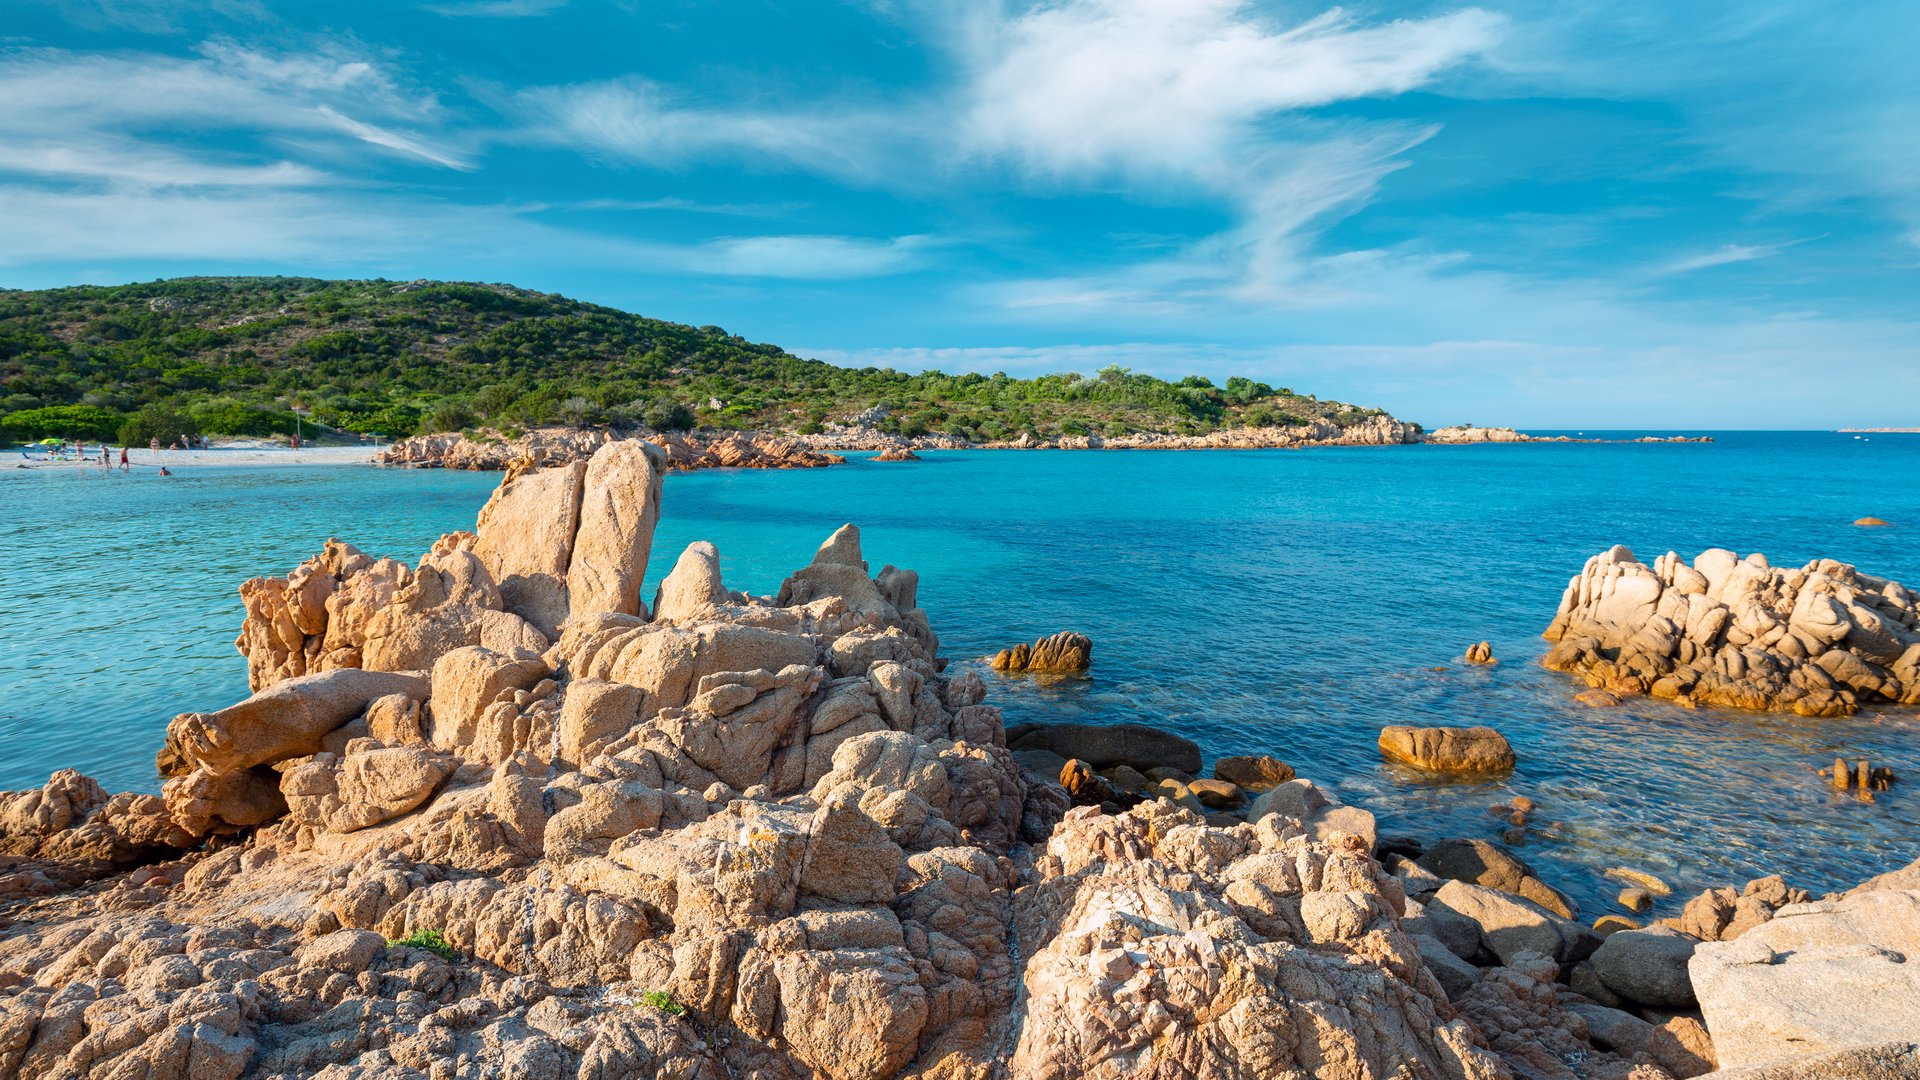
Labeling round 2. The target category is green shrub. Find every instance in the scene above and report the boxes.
[118,405,198,447]
[644,401,696,432]
[0,404,123,441]
[387,929,460,961]
[637,989,686,1016]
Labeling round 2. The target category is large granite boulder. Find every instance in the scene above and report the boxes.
[160,668,430,778]
[1590,926,1698,1008]
[472,457,588,638]
[566,439,666,621]
[1692,882,1920,1069]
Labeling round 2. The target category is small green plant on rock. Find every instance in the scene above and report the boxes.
[388,928,460,961]
[637,989,686,1016]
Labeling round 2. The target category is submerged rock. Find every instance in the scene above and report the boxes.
[1379,725,1516,775]
[1006,720,1201,776]
[1542,545,1920,715]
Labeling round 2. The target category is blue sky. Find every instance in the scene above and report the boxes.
[2,1,1916,428]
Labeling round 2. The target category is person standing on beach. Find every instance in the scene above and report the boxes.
[101,446,109,467]
[119,446,128,469]
[149,436,159,452]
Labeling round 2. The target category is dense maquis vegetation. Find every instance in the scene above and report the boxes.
[0,276,1394,444]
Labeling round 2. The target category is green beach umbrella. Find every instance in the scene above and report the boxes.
[37,437,62,445]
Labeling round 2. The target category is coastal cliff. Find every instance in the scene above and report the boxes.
[3,459,1919,1077]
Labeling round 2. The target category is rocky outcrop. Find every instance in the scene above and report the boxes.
[871,447,919,462]
[11,457,1610,1080]
[380,426,846,472]
[1543,545,1920,715]
[1009,801,1513,1079]
[233,440,664,690]
[1380,725,1516,774]
[991,631,1093,674]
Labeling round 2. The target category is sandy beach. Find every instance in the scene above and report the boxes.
[5,441,383,473]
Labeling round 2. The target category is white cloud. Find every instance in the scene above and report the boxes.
[424,0,568,16]
[687,235,933,279]
[519,2,1502,301]
[1652,236,1821,276]
[959,1,1503,180]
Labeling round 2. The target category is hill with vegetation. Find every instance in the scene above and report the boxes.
[0,276,1401,446]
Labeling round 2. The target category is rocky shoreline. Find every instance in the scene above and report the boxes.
[376,418,1719,472]
[3,455,1917,1078]
[1426,426,1713,445]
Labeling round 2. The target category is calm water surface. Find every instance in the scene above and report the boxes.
[3,431,1917,916]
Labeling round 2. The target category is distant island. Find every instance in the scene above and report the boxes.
[1838,427,1920,433]
[0,276,1407,448]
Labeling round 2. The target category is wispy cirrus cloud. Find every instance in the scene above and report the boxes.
[0,41,472,178]
[0,181,932,283]
[515,77,913,183]
[424,0,569,16]
[1654,238,1814,277]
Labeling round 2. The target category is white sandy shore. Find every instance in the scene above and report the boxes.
[6,443,382,473]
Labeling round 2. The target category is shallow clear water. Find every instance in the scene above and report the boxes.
[3,432,1917,917]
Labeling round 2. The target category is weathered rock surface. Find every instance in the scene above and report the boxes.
[1418,838,1579,918]
[991,631,1093,674]
[1380,725,1517,774]
[1426,879,1601,966]
[1591,927,1699,1009]
[1692,877,1920,1069]
[1703,1041,1920,1078]
[1543,545,1920,715]
[1211,753,1294,792]
[232,439,667,690]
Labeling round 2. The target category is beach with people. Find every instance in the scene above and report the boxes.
[8,439,381,473]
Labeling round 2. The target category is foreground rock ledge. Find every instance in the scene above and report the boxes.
[1543,545,1920,716]
[2,460,1918,1078]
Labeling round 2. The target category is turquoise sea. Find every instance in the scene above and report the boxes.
[3,432,1917,916]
